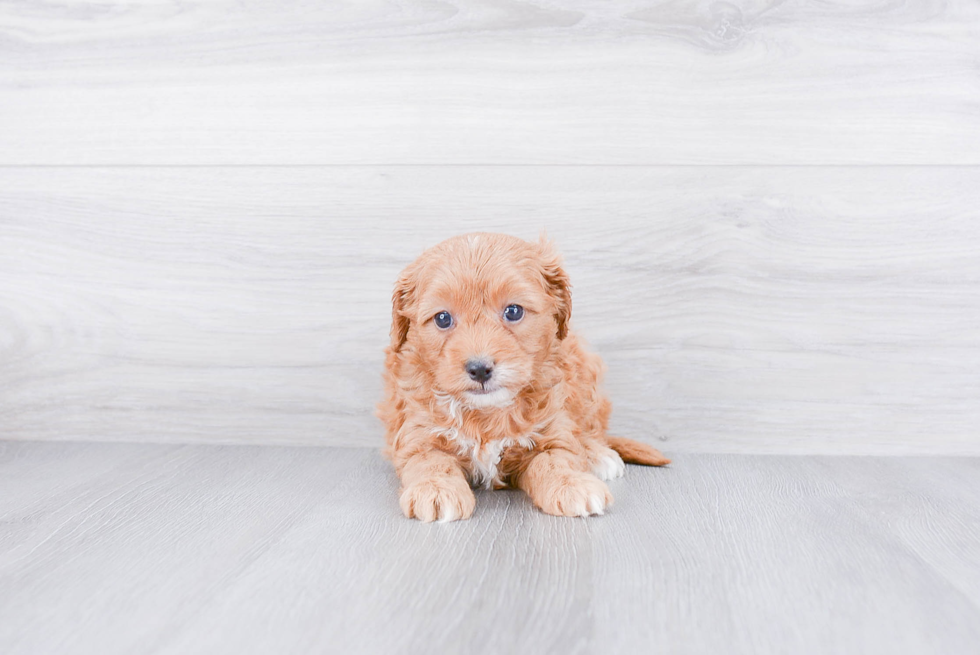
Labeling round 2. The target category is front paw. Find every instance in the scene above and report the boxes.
[399,476,476,523]
[536,471,613,517]
[590,447,626,481]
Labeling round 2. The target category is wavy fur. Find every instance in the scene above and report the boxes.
[377,233,669,522]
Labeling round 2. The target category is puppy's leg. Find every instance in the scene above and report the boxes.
[398,449,476,523]
[517,448,613,517]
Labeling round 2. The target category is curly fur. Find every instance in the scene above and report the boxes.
[377,233,669,522]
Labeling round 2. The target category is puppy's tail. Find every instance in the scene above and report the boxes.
[606,436,671,467]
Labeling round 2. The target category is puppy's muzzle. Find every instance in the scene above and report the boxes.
[465,358,494,384]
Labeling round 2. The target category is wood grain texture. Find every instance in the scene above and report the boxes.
[1,441,979,655]
[2,166,978,453]
[1,0,978,165]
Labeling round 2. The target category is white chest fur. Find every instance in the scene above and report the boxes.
[438,429,535,489]
[432,392,536,488]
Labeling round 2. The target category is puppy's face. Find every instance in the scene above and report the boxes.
[390,233,570,410]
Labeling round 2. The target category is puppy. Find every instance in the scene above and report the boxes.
[378,233,669,522]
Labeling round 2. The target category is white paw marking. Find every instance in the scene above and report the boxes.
[566,491,607,517]
[586,493,606,516]
[591,450,625,481]
[437,504,458,523]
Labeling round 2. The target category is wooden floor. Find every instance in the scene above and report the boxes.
[2,440,978,655]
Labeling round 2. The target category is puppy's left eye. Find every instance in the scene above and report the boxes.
[503,304,524,322]
[433,311,453,329]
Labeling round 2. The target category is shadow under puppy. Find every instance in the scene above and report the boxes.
[378,233,669,522]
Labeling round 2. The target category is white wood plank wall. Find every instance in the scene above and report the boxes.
[2,1,979,165]
[1,1,978,454]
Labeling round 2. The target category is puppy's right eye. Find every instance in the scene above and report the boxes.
[433,311,453,329]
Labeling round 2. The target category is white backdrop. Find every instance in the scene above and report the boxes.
[1,1,978,454]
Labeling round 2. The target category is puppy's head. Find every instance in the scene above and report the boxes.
[390,233,571,410]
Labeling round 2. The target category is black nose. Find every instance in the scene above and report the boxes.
[465,359,494,383]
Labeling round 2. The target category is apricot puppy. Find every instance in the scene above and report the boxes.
[378,233,669,522]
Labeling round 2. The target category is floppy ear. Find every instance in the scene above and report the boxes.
[390,264,418,352]
[536,238,572,340]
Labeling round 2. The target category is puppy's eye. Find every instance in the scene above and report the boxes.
[503,304,524,322]
[433,311,453,329]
